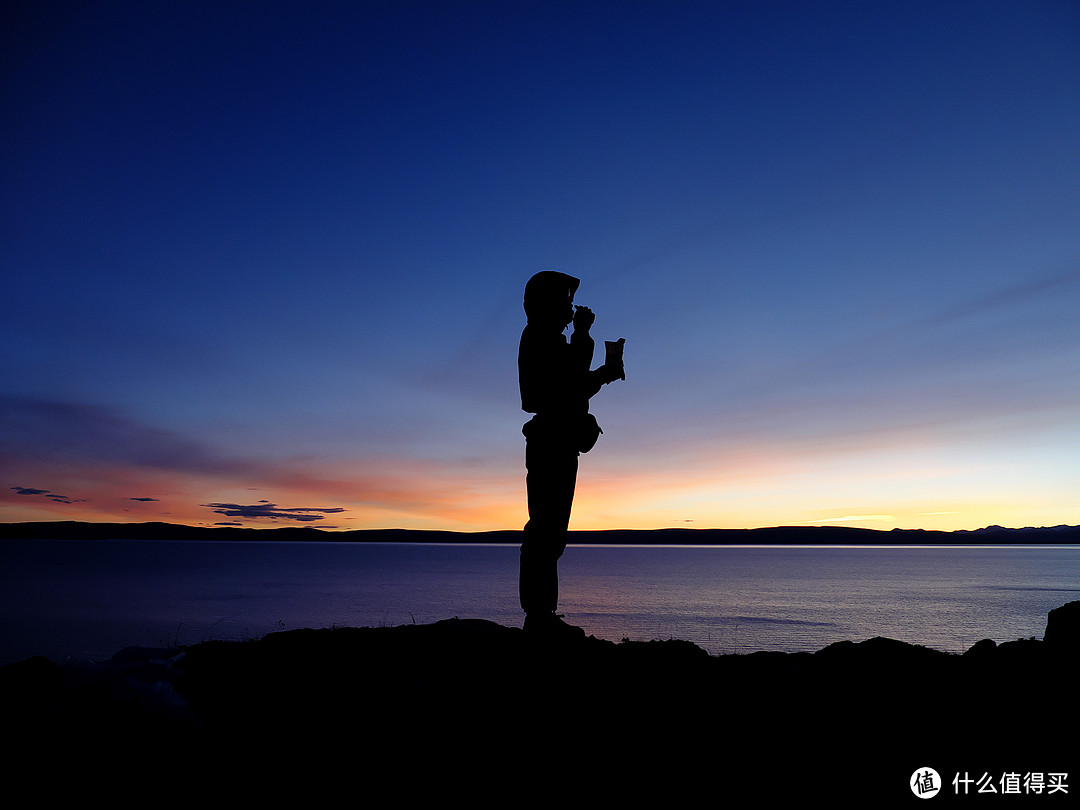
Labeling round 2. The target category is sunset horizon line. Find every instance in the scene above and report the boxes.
[3,517,1078,536]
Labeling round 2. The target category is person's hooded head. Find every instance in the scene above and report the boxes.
[523,271,578,329]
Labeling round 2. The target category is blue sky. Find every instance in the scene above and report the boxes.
[3,0,1078,531]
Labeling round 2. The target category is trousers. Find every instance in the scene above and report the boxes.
[520,432,579,615]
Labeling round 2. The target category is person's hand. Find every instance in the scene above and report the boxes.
[573,305,595,332]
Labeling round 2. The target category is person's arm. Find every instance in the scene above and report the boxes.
[571,306,622,399]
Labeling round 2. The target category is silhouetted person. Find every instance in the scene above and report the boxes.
[518,271,624,635]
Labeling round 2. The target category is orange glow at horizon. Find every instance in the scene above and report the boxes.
[3,440,1076,534]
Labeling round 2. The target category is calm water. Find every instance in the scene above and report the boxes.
[1,540,1078,665]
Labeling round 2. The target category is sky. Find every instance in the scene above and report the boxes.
[2,0,1078,533]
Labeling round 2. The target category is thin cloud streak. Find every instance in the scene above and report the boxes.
[805,515,895,524]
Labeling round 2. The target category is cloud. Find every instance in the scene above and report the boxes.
[914,270,1080,330]
[0,395,523,530]
[10,486,81,504]
[0,395,251,476]
[202,502,347,522]
[129,497,160,501]
[805,514,895,523]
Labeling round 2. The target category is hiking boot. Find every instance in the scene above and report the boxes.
[523,612,586,640]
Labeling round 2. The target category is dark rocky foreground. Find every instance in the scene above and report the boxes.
[4,602,1078,803]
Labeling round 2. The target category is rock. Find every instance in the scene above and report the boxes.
[963,638,997,657]
[0,655,62,719]
[1044,599,1080,651]
[813,635,948,665]
[4,602,1079,801]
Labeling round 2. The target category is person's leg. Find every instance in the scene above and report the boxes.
[520,441,578,617]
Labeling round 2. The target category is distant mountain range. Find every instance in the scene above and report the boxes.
[2,520,1079,544]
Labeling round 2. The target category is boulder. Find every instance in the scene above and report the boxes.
[1044,599,1080,651]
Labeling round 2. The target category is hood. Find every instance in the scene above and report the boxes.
[523,271,579,324]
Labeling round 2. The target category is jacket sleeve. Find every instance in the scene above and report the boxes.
[570,330,618,400]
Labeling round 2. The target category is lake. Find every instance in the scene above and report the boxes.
[1,539,1078,666]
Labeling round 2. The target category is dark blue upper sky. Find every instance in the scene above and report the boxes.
[3,1,1078,530]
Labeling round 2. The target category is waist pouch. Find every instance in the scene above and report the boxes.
[523,413,603,453]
